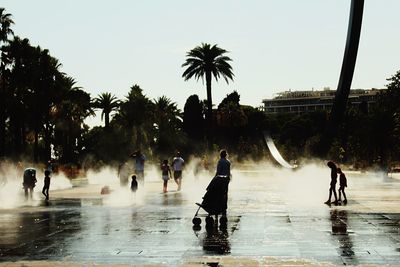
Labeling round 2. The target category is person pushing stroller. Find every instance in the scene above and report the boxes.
[200,150,231,215]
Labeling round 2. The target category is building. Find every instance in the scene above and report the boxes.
[262,88,385,114]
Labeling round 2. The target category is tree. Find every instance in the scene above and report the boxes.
[152,96,182,155]
[183,94,204,140]
[0,8,14,157]
[182,43,234,126]
[92,92,120,129]
[114,84,154,151]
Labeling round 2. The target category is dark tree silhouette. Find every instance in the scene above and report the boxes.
[182,43,234,126]
[0,8,14,157]
[183,94,204,140]
[93,92,120,129]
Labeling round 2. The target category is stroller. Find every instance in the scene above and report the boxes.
[192,175,230,227]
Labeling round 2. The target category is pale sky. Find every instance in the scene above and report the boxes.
[2,1,400,127]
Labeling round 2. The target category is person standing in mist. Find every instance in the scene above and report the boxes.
[325,161,338,205]
[172,152,185,191]
[337,168,348,204]
[161,159,172,193]
[42,170,51,201]
[131,150,146,184]
[216,149,231,216]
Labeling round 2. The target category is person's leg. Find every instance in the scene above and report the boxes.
[42,187,46,197]
[163,180,167,192]
[332,187,338,203]
[342,189,347,202]
[29,188,33,199]
[338,188,342,201]
[45,188,49,200]
[326,187,332,203]
[24,187,29,200]
[178,178,182,191]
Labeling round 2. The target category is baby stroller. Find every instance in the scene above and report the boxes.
[192,175,230,227]
[23,168,37,199]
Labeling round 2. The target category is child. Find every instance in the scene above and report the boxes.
[161,159,172,193]
[42,170,51,201]
[337,168,348,204]
[130,174,138,193]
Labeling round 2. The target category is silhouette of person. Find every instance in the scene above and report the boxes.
[161,159,172,193]
[213,149,231,216]
[130,174,138,193]
[172,152,185,191]
[325,161,338,204]
[131,150,146,184]
[216,149,231,178]
[337,168,348,204]
[23,168,37,200]
[42,170,51,201]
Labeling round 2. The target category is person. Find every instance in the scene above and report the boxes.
[118,161,131,186]
[337,168,348,204]
[42,170,51,201]
[325,161,338,205]
[214,149,231,216]
[172,152,185,191]
[161,159,172,193]
[216,149,231,178]
[23,168,37,200]
[130,174,138,193]
[131,150,146,184]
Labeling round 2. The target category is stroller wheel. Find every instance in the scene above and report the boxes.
[219,216,227,225]
[205,216,214,226]
[192,217,201,225]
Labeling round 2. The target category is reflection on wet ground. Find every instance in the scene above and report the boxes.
[1,168,400,265]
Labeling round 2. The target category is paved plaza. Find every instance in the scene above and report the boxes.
[1,164,400,266]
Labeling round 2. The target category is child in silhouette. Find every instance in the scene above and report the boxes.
[337,168,348,204]
[42,170,51,201]
[161,159,172,193]
[130,174,138,193]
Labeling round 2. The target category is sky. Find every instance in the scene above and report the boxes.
[2,1,400,127]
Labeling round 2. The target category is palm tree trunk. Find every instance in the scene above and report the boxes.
[205,71,212,125]
[205,71,212,145]
[105,112,110,129]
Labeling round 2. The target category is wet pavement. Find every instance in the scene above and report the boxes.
[1,165,400,266]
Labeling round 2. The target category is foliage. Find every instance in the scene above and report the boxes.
[92,92,120,129]
[182,43,234,125]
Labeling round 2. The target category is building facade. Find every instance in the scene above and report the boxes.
[262,88,385,114]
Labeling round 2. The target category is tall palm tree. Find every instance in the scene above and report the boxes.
[93,92,120,129]
[182,43,234,125]
[0,8,14,157]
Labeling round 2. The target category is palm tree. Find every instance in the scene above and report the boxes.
[0,8,14,156]
[182,43,234,125]
[93,92,120,129]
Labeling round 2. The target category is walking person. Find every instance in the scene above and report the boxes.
[337,168,348,204]
[172,152,185,191]
[42,170,51,201]
[325,161,338,205]
[161,159,172,193]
